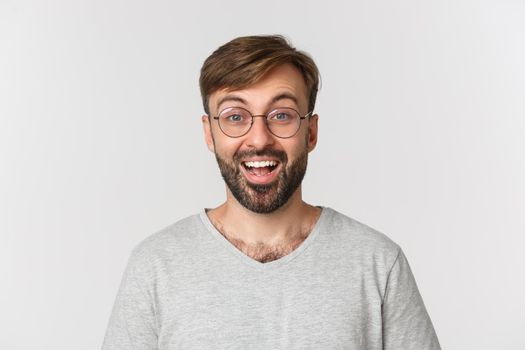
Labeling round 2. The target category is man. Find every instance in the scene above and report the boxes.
[102,35,441,349]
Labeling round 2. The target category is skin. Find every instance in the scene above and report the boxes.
[202,63,321,262]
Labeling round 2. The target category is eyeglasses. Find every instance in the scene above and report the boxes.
[211,107,312,138]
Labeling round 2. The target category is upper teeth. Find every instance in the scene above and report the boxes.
[244,160,277,168]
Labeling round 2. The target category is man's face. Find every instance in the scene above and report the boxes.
[203,63,318,213]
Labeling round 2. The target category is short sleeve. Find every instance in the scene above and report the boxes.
[102,252,158,350]
[382,249,441,350]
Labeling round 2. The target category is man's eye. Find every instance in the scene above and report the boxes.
[273,113,289,121]
[228,114,244,122]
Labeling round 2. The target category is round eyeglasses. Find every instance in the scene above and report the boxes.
[211,107,312,138]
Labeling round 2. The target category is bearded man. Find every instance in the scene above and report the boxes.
[102,35,441,350]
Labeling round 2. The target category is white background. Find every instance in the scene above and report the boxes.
[1,0,524,349]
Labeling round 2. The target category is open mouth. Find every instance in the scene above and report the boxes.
[241,160,279,177]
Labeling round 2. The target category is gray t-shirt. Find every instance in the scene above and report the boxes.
[102,207,440,349]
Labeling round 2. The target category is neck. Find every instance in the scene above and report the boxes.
[207,187,321,246]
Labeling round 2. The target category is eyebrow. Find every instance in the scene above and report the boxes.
[216,92,299,113]
[271,92,298,106]
[216,95,247,111]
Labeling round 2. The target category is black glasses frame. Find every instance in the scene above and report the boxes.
[211,107,313,139]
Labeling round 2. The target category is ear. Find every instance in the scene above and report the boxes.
[202,115,215,153]
[307,114,319,152]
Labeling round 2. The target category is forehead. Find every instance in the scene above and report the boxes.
[209,63,308,113]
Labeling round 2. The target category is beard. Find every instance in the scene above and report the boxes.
[215,147,308,214]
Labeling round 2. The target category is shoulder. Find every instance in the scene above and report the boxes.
[319,207,401,266]
[125,213,207,275]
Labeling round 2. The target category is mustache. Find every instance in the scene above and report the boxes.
[233,149,287,163]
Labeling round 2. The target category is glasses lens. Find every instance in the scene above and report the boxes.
[218,108,252,137]
[267,108,301,138]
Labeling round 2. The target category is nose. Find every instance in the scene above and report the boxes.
[245,116,275,150]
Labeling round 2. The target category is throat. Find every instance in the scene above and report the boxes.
[206,205,322,263]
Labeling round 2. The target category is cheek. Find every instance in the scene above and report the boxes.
[213,138,243,159]
[281,142,307,164]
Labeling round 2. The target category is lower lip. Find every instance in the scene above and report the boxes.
[240,164,281,185]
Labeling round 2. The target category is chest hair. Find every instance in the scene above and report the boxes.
[213,221,311,263]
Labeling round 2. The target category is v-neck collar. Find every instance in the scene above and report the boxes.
[199,207,329,270]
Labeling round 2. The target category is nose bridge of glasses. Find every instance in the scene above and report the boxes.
[252,114,268,122]
[248,114,271,134]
